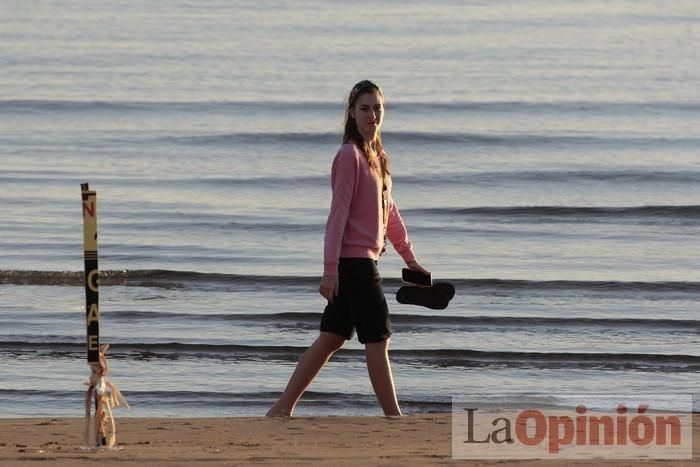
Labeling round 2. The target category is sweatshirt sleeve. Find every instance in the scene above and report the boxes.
[386,194,417,264]
[323,147,359,276]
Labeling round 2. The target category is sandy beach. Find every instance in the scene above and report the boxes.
[0,414,696,466]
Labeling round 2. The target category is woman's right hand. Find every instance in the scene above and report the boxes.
[319,274,339,303]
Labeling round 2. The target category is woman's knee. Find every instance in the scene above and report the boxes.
[364,338,390,355]
[317,332,346,353]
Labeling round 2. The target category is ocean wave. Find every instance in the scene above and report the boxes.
[153,131,700,148]
[0,269,321,288]
[158,131,339,146]
[0,388,367,402]
[2,99,699,115]
[0,388,451,412]
[2,269,699,294]
[0,99,337,114]
[408,205,700,221]
[1,340,697,371]
[142,170,700,187]
[14,310,697,332]
[182,170,700,186]
[5,170,700,188]
[403,170,700,185]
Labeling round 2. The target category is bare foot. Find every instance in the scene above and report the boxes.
[265,404,292,417]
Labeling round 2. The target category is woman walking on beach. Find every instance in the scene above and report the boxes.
[266,80,429,417]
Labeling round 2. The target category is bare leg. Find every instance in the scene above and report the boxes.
[266,331,346,417]
[365,339,402,416]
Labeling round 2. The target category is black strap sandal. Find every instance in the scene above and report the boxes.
[396,282,455,310]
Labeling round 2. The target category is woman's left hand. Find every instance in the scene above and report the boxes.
[406,259,430,276]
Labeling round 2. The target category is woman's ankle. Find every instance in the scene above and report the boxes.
[265,401,293,417]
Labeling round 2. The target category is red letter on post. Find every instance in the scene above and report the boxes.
[83,202,95,217]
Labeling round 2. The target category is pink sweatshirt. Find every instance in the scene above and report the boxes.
[323,143,417,276]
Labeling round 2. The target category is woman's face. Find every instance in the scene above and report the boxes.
[351,91,384,140]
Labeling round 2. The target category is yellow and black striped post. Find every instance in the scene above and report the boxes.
[80,183,127,449]
[81,183,99,364]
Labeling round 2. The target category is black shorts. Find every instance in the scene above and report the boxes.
[320,258,391,344]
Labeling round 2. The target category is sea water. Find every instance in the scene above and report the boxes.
[1,0,698,416]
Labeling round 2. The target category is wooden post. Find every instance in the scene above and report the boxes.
[80,184,128,450]
[81,183,105,447]
[81,183,100,364]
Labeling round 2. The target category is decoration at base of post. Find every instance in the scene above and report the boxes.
[83,344,129,449]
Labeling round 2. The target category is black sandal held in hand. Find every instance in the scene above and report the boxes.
[396,282,455,310]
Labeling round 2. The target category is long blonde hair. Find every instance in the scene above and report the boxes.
[343,80,391,178]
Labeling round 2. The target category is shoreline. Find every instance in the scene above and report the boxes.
[0,414,696,466]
